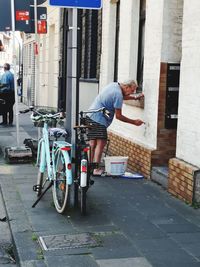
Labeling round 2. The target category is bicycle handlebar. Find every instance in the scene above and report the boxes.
[19,106,64,121]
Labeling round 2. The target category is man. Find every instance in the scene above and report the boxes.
[0,63,15,126]
[87,80,144,175]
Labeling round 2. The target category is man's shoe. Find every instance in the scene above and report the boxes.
[0,122,7,126]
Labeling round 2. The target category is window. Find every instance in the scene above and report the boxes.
[80,9,102,80]
[114,0,120,82]
[137,0,146,91]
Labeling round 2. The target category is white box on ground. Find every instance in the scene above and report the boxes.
[104,156,128,176]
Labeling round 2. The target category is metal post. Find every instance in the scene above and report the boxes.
[11,0,20,147]
[71,8,78,145]
[34,0,38,106]
[66,8,78,145]
[34,0,40,138]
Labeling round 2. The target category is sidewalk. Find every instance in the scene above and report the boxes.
[1,104,200,267]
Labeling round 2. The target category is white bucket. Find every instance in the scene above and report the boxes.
[104,156,128,176]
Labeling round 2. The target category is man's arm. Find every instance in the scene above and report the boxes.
[123,93,144,101]
[115,109,144,126]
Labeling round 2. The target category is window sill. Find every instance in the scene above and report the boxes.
[79,78,99,84]
[124,98,144,109]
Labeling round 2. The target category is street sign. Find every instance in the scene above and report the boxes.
[25,6,47,33]
[49,0,102,9]
[0,0,12,31]
[0,0,31,31]
[37,20,47,34]
[16,11,30,21]
[15,0,31,31]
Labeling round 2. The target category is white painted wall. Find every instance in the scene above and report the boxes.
[102,0,164,149]
[37,6,60,108]
[117,0,140,82]
[0,33,12,67]
[176,0,200,167]
[161,0,183,62]
[99,1,117,89]
[79,82,99,111]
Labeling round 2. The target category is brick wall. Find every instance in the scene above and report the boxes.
[168,158,198,203]
[152,63,177,166]
[107,132,153,178]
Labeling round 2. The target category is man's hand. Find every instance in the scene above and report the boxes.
[123,93,144,101]
[133,119,145,126]
[135,93,144,100]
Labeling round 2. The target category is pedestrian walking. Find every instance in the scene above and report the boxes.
[0,63,15,126]
[87,80,144,175]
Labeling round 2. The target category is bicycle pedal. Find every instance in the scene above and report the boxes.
[33,184,40,192]
[90,162,99,169]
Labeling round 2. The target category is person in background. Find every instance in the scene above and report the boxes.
[0,63,15,126]
[87,80,144,176]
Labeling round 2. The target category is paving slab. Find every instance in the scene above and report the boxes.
[1,104,200,266]
[96,257,152,267]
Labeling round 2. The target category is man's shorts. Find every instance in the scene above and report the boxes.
[85,117,107,140]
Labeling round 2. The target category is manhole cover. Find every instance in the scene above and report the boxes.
[39,233,100,251]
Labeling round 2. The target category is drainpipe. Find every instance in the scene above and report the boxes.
[192,170,200,205]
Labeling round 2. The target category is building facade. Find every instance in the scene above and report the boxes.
[0,32,12,70]
[22,0,200,204]
[22,4,60,107]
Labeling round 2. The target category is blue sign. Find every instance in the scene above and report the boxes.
[49,0,102,9]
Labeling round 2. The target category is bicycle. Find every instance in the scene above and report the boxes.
[73,107,110,215]
[20,107,73,214]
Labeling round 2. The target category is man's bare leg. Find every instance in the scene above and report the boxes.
[93,139,107,175]
[89,139,97,162]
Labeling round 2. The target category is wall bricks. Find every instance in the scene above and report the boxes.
[168,158,198,203]
[107,132,153,178]
[152,62,177,166]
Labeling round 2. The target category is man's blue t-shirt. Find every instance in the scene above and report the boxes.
[0,70,14,92]
[88,82,123,127]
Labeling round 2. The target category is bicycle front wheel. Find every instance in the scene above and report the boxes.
[52,149,70,214]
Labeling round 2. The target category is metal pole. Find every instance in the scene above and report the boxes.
[34,0,40,138]
[71,8,78,145]
[34,0,38,106]
[66,8,78,145]
[11,0,20,147]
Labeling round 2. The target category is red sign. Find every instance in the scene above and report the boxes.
[34,42,39,55]
[37,20,47,34]
[16,10,30,21]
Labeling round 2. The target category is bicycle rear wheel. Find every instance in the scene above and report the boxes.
[52,149,70,214]
[80,187,87,215]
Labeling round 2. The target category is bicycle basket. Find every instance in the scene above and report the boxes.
[34,120,57,128]
[31,106,60,128]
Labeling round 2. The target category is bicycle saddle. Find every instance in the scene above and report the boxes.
[48,128,68,138]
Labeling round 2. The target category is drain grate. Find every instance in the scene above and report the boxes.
[39,233,100,251]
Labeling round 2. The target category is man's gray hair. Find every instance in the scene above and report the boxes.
[120,80,138,87]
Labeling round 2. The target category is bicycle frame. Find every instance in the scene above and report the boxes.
[37,121,72,185]
[37,122,52,179]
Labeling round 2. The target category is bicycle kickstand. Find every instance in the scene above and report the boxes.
[32,181,53,208]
